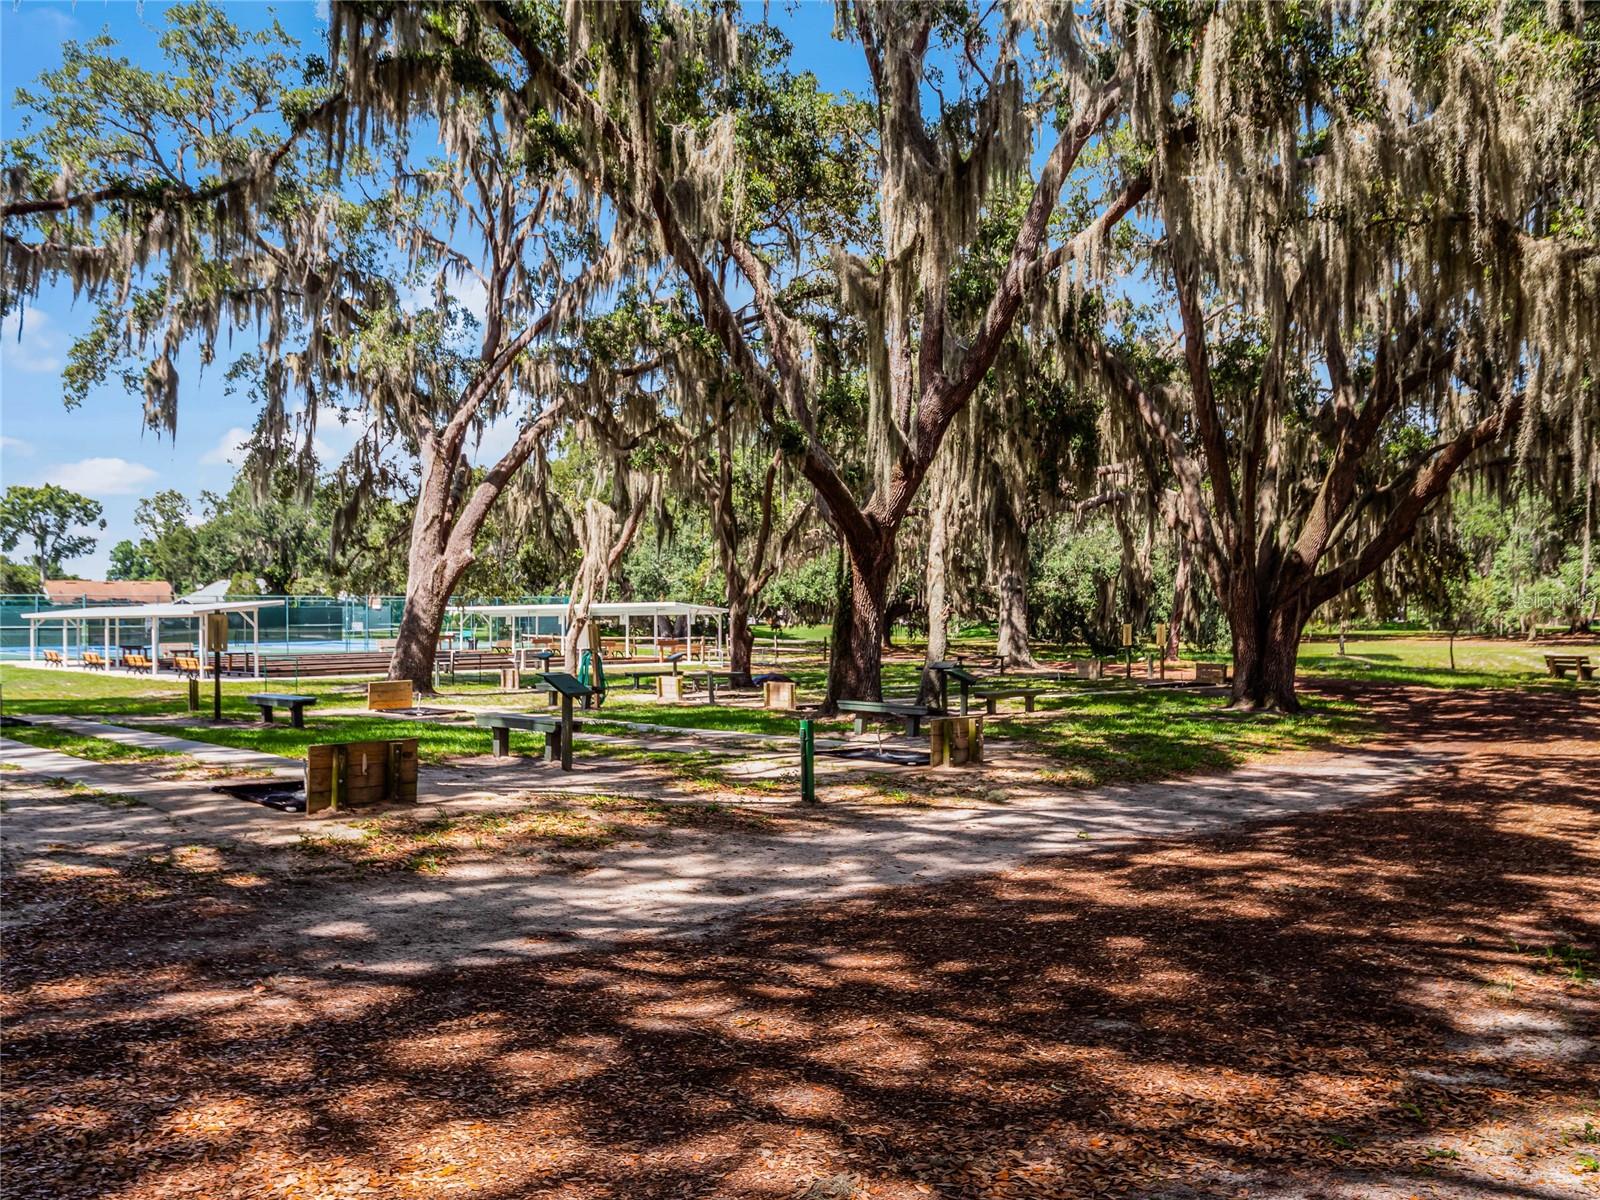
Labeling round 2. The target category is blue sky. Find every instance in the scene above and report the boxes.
[0,0,341,577]
[0,0,865,580]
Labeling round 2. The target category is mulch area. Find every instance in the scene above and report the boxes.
[3,684,1597,1199]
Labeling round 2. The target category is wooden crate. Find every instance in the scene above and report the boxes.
[305,738,419,816]
[656,674,684,701]
[764,679,796,711]
[367,680,415,711]
[1194,661,1232,685]
[928,716,984,768]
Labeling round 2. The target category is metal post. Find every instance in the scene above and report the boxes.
[799,719,817,805]
[559,692,574,771]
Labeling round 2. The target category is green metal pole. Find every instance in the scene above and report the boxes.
[799,718,817,805]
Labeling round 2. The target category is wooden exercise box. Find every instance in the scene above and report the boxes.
[367,679,415,711]
[928,715,984,768]
[304,738,419,816]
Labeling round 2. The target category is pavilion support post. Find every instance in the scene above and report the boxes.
[28,619,36,664]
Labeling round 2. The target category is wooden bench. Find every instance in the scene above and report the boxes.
[173,655,203,679]
[1193,661,1232,685]
[81,651,109,670]
[1544,654,1595,681]
[122,652,153,674]
[247,692,319,727]
[475,712,582,769]
[41,649,65,667]
[971,687,1047,714]
[837,699,936,737]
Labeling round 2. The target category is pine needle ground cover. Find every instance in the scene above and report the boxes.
[1,687,1594,1199]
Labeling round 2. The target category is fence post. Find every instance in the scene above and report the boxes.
[799,718,817,805]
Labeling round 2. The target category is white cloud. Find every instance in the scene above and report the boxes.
[200,426,253,466]
[1,309,65,374]
[1,435,36,457]
[49,457,159,496]
[398,275,489,323]
[468,415,526,467]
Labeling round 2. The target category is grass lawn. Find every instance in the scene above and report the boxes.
[3,632,1587,782]
[1297,634,1599,688]
[0,722,186,764]
[993,687,1369,786]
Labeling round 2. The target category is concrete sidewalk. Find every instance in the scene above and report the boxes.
[2,733,1451,976]
[7,713,300,771]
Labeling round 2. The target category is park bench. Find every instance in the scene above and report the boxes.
[1544,653,1595,681]
[173,655,203,679]
[41,649,64,667]
[837,699,937,738]
[247,692,319,728]
[476,711,583,769]
[81,650,109,670]
[971,687,1049,714]
[123,652,153,674]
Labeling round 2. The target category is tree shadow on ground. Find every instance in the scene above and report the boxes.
[3,690,1596,1199]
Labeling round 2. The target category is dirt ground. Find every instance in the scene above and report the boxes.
[2,684,1596,1199]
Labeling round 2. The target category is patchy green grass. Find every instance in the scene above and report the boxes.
[0,722,188,764]
[1297,636,1600,689]
[0,664,509,719]
[117,715,492,764]
[36,776,144,807]
[992,688,1370,786]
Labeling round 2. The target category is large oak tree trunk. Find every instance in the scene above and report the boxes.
[727,598,756,688]
[390,568,454,694]
[993,514,1035,668]
[918,499,952,705]
[388,455,466,695]
[1167,534,1193,659]
[825,529,893,707]
[1227,583,1307,712]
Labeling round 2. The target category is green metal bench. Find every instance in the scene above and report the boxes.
[475,711,583,768]
[971,687,1048,714]
[246,692,318,728]
[837,699,936,737]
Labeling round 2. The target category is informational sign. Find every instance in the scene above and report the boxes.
[206,612,230,651]
[1120,622,1134,647]
[1154,623,1169,651]
[536,672,593,698]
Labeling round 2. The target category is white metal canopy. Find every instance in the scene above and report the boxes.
[457,600,729,662]
[24,598,283,680]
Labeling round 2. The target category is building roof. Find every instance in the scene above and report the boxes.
[41,579,174,604]
[24,598,284,623]
[459,600,727,620]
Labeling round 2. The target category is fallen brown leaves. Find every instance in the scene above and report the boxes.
[2,685,1596,1199]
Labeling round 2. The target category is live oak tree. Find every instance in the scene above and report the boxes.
[0,484,105,583]
[0,3,636,691]
[331,1,1149,704]
[1075,1,1599,710]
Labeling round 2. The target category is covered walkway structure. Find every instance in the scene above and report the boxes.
[457,601,729,664]
[23,598,284,679]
